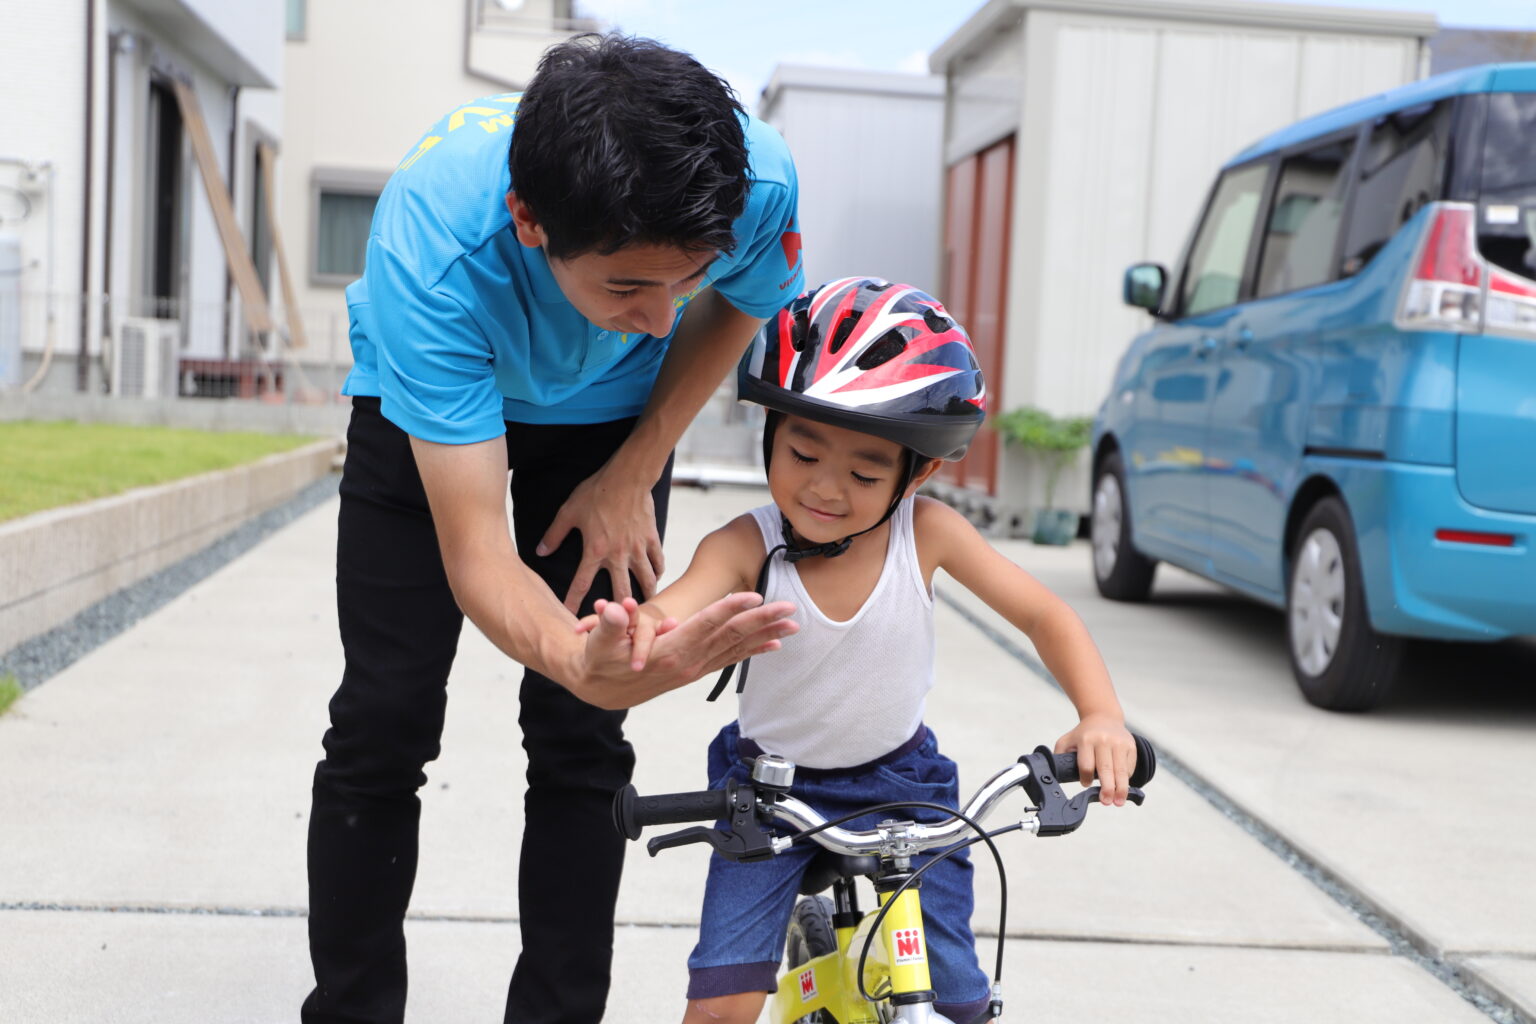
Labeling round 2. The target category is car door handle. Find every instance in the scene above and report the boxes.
[1232,328,1254,351]
[1196,335,1220,359]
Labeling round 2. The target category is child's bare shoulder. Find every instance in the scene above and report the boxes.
[694,512,769,582]
[913,494,973,537]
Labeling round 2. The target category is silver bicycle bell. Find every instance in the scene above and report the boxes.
[750,753,795,792]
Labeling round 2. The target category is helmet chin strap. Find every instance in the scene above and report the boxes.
[705,451,918,702]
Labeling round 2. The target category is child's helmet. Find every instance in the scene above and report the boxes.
[738,277,987,461]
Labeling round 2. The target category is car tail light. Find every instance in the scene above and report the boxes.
[1485,265,1536,337]
[1399,202,1536,339]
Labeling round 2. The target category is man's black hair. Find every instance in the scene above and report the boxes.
[509,33,749,260]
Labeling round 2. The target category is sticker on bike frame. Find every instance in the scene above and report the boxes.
[891,928,925,964]
[798,968,818,1001]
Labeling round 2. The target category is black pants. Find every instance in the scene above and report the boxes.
[303,397,672,1024]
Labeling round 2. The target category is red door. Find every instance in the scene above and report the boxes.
[939,136,1013,495]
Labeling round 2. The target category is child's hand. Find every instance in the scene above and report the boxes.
[573,598,678,671]
[1054,714,1137,806]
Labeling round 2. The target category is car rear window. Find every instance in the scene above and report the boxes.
[1339,100,1452,277]
[1477,92,1536,281]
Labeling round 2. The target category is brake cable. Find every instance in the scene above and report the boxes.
[778,799,1013,1003]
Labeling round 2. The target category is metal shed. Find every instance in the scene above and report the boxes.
[929,0,1437,523]
[760,64,946,295]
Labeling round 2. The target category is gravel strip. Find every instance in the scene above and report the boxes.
[0,473,341,692]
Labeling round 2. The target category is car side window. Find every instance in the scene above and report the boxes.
[1179,162,1270,317]
[1339,100,1451,277]
[1255,136,1355,298]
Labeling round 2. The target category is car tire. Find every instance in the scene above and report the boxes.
[1286,497,1404,711]
[1092,450,1157,601]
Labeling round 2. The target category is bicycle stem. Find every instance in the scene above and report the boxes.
[764,761,1040,858]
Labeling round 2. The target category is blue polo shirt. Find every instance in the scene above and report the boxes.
[340,92,804,443]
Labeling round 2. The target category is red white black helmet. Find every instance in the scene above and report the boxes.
[738,277,987,462]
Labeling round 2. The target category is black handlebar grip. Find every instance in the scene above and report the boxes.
[612,785,733,841]
[1129,734,1157,789]
[1037,734,1157,788]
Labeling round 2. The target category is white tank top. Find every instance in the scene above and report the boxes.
[736,497,935,769]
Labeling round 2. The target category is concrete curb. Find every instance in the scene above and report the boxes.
[0,438,341,653]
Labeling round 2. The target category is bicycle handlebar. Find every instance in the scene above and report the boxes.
[612,785,736,841]
[614,735,1157,859]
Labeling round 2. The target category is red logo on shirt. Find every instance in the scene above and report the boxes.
[781,230,802,270]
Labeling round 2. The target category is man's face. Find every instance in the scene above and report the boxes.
[508,193,713,338]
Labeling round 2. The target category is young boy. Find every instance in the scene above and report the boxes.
[585,278,1136,1024]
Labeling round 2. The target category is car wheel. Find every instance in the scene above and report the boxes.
[1286,497,1403,710]
[1092,450,1156,601]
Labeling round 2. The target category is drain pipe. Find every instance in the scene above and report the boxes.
[76,0,96,391]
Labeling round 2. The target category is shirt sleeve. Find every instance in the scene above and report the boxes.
[710,177,806,320]
[365,237,507,444]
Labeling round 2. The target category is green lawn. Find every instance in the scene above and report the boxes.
[0,421,319,522]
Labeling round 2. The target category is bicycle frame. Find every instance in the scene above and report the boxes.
[770,879,937,1024]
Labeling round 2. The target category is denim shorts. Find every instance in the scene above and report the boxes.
[686,721,991,1020]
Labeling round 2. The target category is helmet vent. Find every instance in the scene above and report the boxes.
[922,308,951,334]
[828,315,858,355]
[790,309,811,352]
[855,328,907,370]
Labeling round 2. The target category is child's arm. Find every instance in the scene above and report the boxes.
[915,497,1137,805]
[578,514,768,671]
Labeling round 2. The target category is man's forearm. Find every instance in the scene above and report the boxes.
[608,289,765,484]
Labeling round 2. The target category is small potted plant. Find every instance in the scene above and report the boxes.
[995,406,1093,545]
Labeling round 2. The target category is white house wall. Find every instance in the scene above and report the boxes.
[1005,9,1423,421]
[0,0,88,356]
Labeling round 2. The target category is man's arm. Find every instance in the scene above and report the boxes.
[538,287,765,610]
[411,434,794,709]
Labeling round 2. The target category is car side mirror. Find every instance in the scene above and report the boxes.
[1123,263,1168,315]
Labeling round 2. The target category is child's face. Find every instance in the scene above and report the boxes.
[769,415,908,545]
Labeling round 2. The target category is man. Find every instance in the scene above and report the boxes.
[303,34,803,1024]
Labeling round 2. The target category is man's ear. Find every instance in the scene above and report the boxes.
[905,458,943,498]
[506,192,546,249]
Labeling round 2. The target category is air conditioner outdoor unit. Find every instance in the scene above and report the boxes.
[110,317,181,398]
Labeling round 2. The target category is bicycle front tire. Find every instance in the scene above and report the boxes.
[785,894,837,967]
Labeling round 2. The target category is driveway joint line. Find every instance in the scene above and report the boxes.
[0,902,1399,954]
[934,586,1532,1024]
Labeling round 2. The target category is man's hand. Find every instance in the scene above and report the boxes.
[1054,713,1137,806]
[538,463,664,612]
[572,592,797,709]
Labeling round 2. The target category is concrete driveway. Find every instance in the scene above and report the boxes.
[0,483,1530,1022]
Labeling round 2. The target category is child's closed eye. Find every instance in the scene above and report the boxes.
[790,447,817,464]
[851,472,881,487]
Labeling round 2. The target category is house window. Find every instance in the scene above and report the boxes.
[311,169,388,286]
[286,0,306,41]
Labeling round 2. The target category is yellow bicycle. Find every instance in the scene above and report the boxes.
[614,735,1156,1023]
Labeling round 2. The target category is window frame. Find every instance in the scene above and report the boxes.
[309,167,390,288]
[1250,125,1364,303]
[1172,157,1276,320]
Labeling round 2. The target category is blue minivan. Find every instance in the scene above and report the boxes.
[1092,64,1536,711]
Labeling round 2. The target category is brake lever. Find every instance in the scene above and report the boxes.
[644,791,781,862]
[1021,751,1146,837]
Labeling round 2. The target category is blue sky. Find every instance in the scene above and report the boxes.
[572,0,1536,110]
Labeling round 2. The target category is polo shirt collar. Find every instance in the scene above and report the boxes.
[517,239,570,305]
